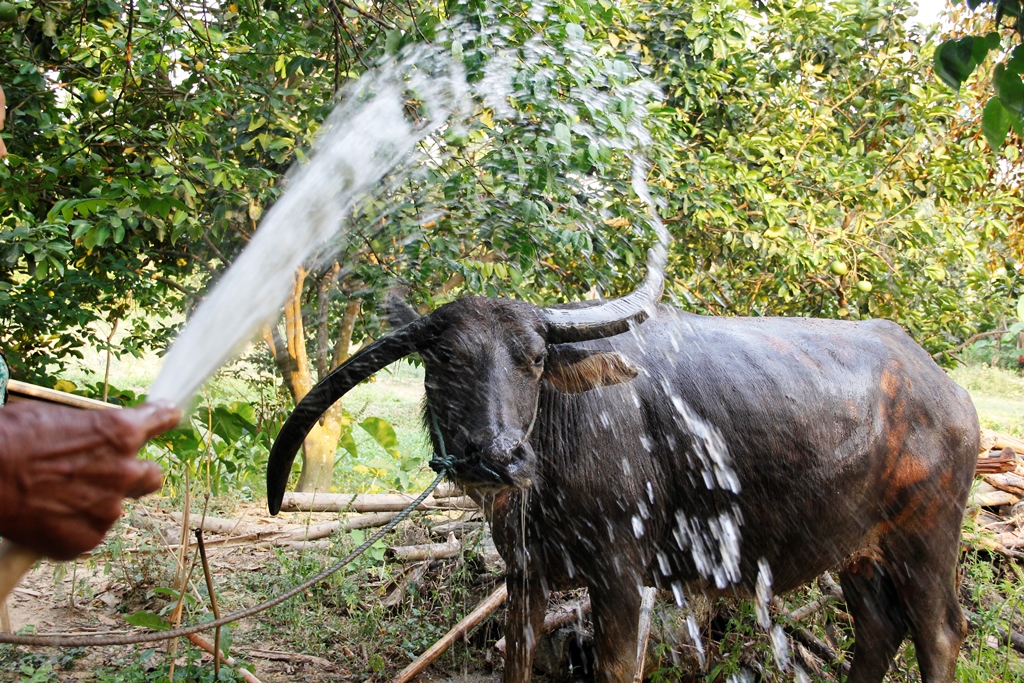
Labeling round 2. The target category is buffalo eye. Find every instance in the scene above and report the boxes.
[532,351,547,368]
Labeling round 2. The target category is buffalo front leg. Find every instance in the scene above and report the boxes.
[502,572,549,683]
[589,584,643,683]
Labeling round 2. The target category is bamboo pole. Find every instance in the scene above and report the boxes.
[6,379,119,411]
[392,584,508,683]
[280,492,477,513]
[187,632,265,683]
[634,587,657,683]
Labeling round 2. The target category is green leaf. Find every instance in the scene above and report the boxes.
[994,64,1024,117]
[385,29,403,55]
[1008,45,1024,75]
[933,37,981,91]
[359,417,400,458]
[1017,294,1024,323]
[553,122,571,147]
[124,611,170,631]
[982,96,1012,149]
[339,429,358,458]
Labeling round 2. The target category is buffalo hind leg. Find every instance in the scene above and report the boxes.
[589,584,642,683]
[885,532,967,683]
[502,572,549,683]
[839,558,909,683]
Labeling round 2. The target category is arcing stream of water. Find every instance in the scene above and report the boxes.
[147,47,466,407]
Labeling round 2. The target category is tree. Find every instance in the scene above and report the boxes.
[934,0,1024,149]
[0,0,402,491]
[616,0,1022,357]
[2,0,1020,495]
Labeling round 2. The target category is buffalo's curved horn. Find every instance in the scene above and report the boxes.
[543,245,666,343]
[267,317,432,515]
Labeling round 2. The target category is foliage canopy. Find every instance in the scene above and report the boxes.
[0,0,1021,386]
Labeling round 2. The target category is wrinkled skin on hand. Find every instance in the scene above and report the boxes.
[0,401,180,560]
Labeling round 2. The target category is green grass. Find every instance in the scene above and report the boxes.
[949,364,1024,437]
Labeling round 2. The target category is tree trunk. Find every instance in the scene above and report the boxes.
[295,402,344,492]
[263,266,361,493]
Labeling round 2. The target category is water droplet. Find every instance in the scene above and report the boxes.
[770,624,791,670]
[671,581,684,606]
[631,515,644,538]
[657,551,670,576]
[686,614,705,668]
[755,558,774,630]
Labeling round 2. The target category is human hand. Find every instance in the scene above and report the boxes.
[0,401,181,560]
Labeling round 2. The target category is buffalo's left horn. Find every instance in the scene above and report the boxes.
[542,245,666,343]
[266,316,432,515]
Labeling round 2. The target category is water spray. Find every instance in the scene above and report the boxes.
[0,46,466,610]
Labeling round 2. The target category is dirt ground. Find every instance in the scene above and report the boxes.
[0,497,513,683]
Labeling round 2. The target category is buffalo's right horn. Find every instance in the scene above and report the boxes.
[542,245,666,343]
[266,316,432,515]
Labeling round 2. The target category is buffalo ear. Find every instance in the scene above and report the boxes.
[385,289,421,329]
[544,346,639,394]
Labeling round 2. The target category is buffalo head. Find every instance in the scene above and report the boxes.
[266,249,665,514]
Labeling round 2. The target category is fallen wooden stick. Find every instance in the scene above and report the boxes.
[430,513,483,537]
[963,533,1024,559]
[280,512,401,542]
[393,583,508,683]
[187,632,264,683]
[968,482,1020,509]
[387,534,461,562]
[157,511,404,551]
[981,429,1024,455]
[171,512,244,536]
[280,492,477,513]
[258,539,332,552]
[786,591,840,622]
[781,622,851,675]
[431,482,464,499]
[983,470,1024,497]
[245,648,334,668]
[494,595,591,654]
[977,448,1018,475]
[382,562,431,608]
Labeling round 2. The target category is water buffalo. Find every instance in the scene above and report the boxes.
[267,261,977,683]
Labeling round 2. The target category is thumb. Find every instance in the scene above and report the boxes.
[130,401,183,439]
